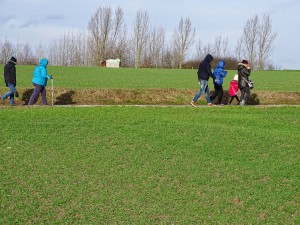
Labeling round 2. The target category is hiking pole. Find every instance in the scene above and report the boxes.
[51,77,54,106]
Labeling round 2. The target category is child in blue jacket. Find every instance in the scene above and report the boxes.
[210,60,227,105]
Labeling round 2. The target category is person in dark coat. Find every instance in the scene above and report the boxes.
[210,60,227,105]
[1,57,17,106]
[190,54,215,107]
[238,59,251,106]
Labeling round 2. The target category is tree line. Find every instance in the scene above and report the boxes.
[0,6,277,70]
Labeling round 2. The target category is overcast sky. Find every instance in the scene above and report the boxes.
[0,0,299,69]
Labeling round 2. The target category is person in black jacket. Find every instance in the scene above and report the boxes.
[238,59,251,106]
[190,54,215,107]
[2,57,17,106]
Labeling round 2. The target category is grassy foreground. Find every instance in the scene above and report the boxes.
[1,106,299,224]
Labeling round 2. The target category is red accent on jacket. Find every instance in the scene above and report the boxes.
[229,80,238,97]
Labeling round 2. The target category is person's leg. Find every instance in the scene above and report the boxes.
[2,83,15,100]
[192,80,207,103]
[8,83,16,105]
[228,96,234,104]
[235,95,240,104]
[204,82,212,104]
[28,84,43,105]
[240,88,245,105]
[217,85,223,104]
[210,84,218,102]
[243,86,250,104]
[40,86,48,105]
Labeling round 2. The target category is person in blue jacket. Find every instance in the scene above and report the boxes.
[28,58,53,105]
[210,60,227,105]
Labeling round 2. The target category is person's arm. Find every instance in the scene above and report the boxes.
[41,67,52,79]
[11,66,16,85]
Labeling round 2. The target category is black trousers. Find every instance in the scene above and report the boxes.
[210,84,223,104]
[229,95,240,104]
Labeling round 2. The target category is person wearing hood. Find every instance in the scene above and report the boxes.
[210,60,227,105]
[190,54,215,107]
[28,58,53,105]
[1,57,17,106]
[238,59,251,106]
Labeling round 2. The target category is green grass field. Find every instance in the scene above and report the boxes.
[1,66,300,223]
[1,106,300,224]
[5,65,299,91]
[1,65,299,106]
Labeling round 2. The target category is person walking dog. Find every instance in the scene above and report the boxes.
[190,54,215,107]
[28,58,53,106]
[238,60,251,106]
[1,57,17,106]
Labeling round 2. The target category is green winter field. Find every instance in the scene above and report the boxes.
[1,106,300,224]
[1,66,299,105]
[5,65,300,91]
[1,66,300,223]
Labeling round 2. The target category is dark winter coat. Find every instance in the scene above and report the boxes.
[237,63,251,88]
[197,54,214,81]
[213,60,227,85]
[3,60,17,86]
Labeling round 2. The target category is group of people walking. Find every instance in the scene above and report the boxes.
[1,57,53,106]
[190,54,252,107]
[2,55,251,107]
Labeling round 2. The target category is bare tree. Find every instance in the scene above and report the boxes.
[257,15,277,70]
[88,6,126,66]
[35,42,46,63]
[0,39,14,63]
[172,17,196,69]
[221,36,229,58]
[214,35,222,58]
[133,10,150,68]
[147,26,165,68]
[195,39,213,60]
[88,6,112,65]
[241,15,259,68]
[235,37,243,62]
[108,6,127,59]
[213,35,230,59]
[19,43,35,64]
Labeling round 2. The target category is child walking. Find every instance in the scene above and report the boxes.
[210,60,227,105]
[228,74,240,105]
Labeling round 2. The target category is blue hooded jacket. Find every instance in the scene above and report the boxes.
[213,60,227,85]
[32,58,51,86]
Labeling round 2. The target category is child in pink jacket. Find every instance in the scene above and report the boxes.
[228,74,240,105]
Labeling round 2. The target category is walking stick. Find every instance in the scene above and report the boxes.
[51,78,54,106]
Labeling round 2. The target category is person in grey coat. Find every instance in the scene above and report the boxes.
[238,59,251,106]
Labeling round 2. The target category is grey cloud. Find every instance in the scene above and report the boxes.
[19,20,39,28]
[45,15,65,21]
[0,15,16,24]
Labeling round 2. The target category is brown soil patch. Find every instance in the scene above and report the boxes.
[11,88,300,106]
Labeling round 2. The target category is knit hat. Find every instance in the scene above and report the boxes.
[233,74,238,81]
[10,57,17,63]
[241,59,248,65]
